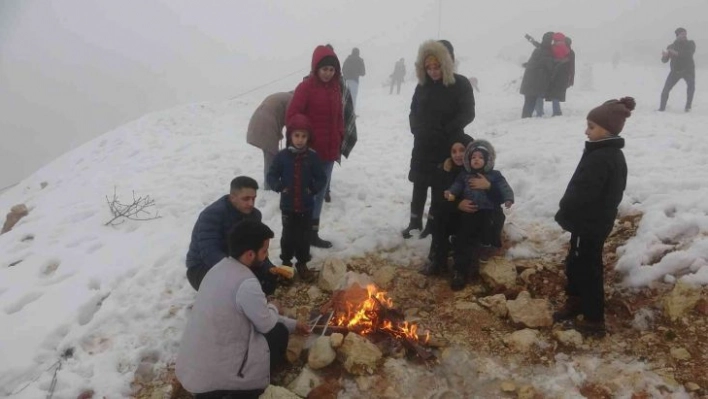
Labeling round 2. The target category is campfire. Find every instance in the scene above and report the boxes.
[315,284,434,360]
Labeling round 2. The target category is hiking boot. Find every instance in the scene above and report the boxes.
[324,190,331,203]
[553,296,582,322]
[685,106,692,113]
[574,318,607,338]
[419,218,433,239]
[450,271,466,291]
[401,217,423,239]
[295,262,316,283]
[310,219,333,249]
[310,231,332,248]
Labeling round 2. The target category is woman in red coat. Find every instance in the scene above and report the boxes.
[287,45,344,248]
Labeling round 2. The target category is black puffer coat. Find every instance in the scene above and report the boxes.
[409,40,475,178]
[555,137,627,240]
[520,32,555,97]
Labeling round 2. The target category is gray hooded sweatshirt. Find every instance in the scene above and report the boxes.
[176,257,296,393]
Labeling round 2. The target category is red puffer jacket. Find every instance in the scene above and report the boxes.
[287,46,344,162]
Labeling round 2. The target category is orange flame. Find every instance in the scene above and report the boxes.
[331,284,430,344]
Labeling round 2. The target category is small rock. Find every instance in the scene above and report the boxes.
[517,385,537,399]
[664,281,701,321]
[670,347,691,361]
[519,268,537,284]
[40,181,48,189]
[506,291,553,328]
[372,266,396,289]
[480,257,518,289]
[287,367,322,397]
[685,382,701,392]
[318,258,348,292]
[553,329,583,347]
[307,286,322,300]
[77,390,94,399]
[500,380,516,392]
[503,329,540,353]
[308,336,337,369]
[261,385,301,399]
[2,204,29,234]
[337,332,383,375]
[478,294,508,317]
[330,332,344,348]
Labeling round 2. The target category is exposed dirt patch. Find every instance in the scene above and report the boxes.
[136,213,707,398]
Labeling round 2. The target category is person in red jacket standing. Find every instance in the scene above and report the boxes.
[287,45,344,249]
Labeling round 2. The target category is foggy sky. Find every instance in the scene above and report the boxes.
[1,0,706,189]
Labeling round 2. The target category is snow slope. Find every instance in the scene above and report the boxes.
[0,59,706,397]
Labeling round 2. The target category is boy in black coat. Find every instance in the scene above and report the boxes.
[267,114,327,282]
[554,97,635,337]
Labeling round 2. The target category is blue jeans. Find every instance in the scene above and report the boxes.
[552,99,562,116]
[346,80,359,111]
[534,97,544,117]
[312,161,334,219]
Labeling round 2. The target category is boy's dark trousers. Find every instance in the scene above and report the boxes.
[452,210,491,275]
[281,211,312,264]
[564,233,605,322]
[193,323,289,399]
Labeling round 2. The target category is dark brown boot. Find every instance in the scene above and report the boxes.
[295,262,316,283]
[574,318,607,338]
[553,296,582,322]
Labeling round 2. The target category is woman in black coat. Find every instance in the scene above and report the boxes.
[403,39,475,238]
[520,32,554,118]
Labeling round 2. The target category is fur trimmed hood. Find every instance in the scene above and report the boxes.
[463,139,496,173]
[415,40,456,86]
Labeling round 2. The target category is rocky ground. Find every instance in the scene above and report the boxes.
[134,214,707,399]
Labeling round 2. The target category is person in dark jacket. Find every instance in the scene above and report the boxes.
[185,176,278,294]
[177,220,309,398]
[342,47,366,110]
[521,32,555,118]
[554,97,635,338]
[444,139,514,290]
[390,58,406,95]
[659,27,696,112]
[288,45,344,248]
[267,114,326,282]
[403,39,475,239]
[546,32,573,116]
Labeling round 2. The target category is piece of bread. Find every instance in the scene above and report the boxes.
[270,265,295,279]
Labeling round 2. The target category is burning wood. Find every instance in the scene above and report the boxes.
[317,284,433,360]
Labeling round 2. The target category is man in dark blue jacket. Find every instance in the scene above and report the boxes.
[186,176,277,293]
[659,27,696,112]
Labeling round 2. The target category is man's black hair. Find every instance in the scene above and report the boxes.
[230,176,259,192]
[227,220,274,259]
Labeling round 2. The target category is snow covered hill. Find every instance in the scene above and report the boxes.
[1,59,706,397]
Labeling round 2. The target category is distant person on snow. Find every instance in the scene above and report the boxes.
[390,58,406,94]
[288,45,344,249]
[342,47,366,110]
[554,97,635,338]
[185,176,279,295]
[266,114,326,282]
[176,219,309,398]
[404,39,475,239]
[659,27,695,112]
[246,92,293,191]
[520,32,554,118]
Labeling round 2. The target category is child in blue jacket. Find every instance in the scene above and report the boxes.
[267,114,327,282]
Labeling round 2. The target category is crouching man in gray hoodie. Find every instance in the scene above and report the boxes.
[176,220,309,398]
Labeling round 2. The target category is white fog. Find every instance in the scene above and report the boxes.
[1,0,706,189]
